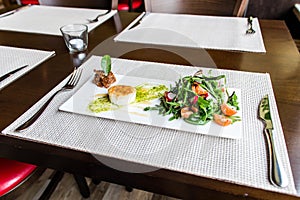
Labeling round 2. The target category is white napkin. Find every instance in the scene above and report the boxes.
[0,5,117,35]
[114,13,266,53]
[0,45,55,90]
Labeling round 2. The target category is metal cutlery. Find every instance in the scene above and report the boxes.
[86,9,111,23]
[0,65,28,82]
[128,12,149,30]
[0,10,15,18]
[15,68,82,132]
[246,16,256,34]
[0,5,31,19]
[258,95,288,187]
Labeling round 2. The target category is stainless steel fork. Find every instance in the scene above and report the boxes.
[15,68,82,132]
[246,16,256,34]
[86,10,111,23]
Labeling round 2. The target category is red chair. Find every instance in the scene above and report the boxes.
[0,158,37,198]
[0,157,64,199]
[118,0,143,11]
[16,0,39,5]
[0,157,93,198]
[18,0,118,10]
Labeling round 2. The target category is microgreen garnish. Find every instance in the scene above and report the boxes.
[101,55,111,76]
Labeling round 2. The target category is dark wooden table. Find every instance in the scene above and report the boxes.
[0,11,299,200]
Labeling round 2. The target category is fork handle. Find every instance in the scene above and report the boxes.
[264,128,288,187]
[15,89,62,132]
[96,9,111,18]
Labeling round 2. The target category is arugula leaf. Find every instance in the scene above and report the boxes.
[101,55,111,76]
[227,91,239,110]
[228,115,241,123]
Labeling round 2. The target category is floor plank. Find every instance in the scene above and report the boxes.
[102,183,153,200]
[8,169,181,200]
[295,39,300,52]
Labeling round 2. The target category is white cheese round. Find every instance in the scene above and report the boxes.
[108,85,136,106]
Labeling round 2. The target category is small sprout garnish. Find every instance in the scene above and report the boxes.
[101,55,111,76]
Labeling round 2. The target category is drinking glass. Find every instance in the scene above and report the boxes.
[60,24,88,53]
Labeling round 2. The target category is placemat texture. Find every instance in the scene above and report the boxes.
[114,12,266,53]
[2,56,296,195]
[0,5,117,36]
[0,45,55,90]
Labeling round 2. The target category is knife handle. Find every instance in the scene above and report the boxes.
[264,128,289,187]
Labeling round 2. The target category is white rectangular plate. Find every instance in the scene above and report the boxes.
[59,74,242,139]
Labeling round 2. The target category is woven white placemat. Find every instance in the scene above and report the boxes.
[0,45,55,90]
[2,56,297,195]
[114,12,266,53]
[0,5,117,36]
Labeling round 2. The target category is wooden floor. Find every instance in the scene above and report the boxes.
[13,169,180,200]
[0,0,4,10]
[295,39,300,52]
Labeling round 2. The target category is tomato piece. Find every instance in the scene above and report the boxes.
[192,83,208,96]
[221,103,237,116]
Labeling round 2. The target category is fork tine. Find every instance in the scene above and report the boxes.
[72,68,82,86]
[66,70,77,85]
[67,68,82,86]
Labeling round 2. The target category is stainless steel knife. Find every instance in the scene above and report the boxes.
[0,5,31,19]
[0,65,28,82]
[259,94,288,187]
[128,12,149,30]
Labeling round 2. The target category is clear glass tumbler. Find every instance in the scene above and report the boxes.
[60,24,88,53]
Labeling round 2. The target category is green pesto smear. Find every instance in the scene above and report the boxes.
[88,83,168,113]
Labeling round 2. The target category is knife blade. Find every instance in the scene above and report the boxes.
[128,12,149,30]
[258,94,288,187]
[0,5,31,19]
[0,10,15,18]
[0,65,28,82]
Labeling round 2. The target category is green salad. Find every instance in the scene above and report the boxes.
[144,71,241,126]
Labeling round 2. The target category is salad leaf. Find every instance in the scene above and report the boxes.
[228,115,242,124]
[227,91,240,110]
[101,55,111,76]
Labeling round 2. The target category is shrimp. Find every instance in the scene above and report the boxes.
[181,107,193,119]
[213,114,232,126]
